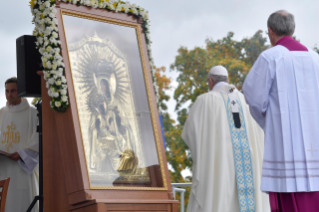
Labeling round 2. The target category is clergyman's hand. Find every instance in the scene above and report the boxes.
[6,152,20,161]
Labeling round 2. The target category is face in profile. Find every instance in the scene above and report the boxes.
[5,83,20,105]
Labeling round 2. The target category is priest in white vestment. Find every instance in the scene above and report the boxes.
[0,77,39,212]
[243,10,319,212]
[182,66,270,212]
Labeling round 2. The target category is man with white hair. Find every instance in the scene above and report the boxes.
[182,65,270,212]
[243,10,319,212]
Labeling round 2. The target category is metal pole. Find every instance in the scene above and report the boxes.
[180,190,185,212]
[172,185,176,199]
[173,188,186,212]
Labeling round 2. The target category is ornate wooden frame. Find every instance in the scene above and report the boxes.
[41,1,178,211]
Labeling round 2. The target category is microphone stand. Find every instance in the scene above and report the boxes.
[26,100,43,212]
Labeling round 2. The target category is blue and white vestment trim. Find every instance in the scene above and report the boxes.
[221,92,255,212]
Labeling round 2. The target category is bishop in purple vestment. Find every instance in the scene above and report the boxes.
[243,10,319,212]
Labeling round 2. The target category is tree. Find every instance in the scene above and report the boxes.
[154,66,171,112]
[154,66,192,209]
[31,97,41,106]
[241,30,269,67]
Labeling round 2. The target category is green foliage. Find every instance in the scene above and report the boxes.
[31,97,41,106]
[154,66,171,111]
[171,31,269,116]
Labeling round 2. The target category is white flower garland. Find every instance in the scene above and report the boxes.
[30,0,155,112]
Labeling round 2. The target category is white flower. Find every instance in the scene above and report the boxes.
[45,17,52,24]
[61,95,68,102]
[46,81,50,88]
[45,1,50,8]
[60,89,67,95]
[46,46,52,52]
[61,76,67,83]
[62,84,68,89]
[98,2,104,8]
[55,101,61,107]
[49,37,56,44]
[55,81,62,86]
[43,8,51,15]
[50,49,56,54]
[48,78,55,85]
[45,53,52,59]
[57,70,63,77]
[50,87,55,92]
[50,70,57,75]
[39,48,45,55]
[48,90,53,97]
[37,37,44,44]
[107,3,115,10]
[54,54,62,60]
[44,41,49,47]
[131,8,138,15]
[140,10,149,20]
[44,72,50,79]
[49,12,56,18]
[115,4,123,12]
[41,56,48,63]
[52,32,58,38]
[39,20,45,26]
[54,92,59,98]
[52,64,57,70]
[52,18,58,25]
[123,3,130,13]
[35,16,40,22]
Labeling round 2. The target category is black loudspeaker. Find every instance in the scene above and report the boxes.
[16,35,42,97]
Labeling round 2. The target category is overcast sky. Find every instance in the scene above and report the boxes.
[0,0,318,118]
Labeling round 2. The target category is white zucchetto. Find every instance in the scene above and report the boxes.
[209,65,228,77]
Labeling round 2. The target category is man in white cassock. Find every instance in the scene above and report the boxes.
[243,10,319,212]
[182,66,270,212]
[0,77,39,212]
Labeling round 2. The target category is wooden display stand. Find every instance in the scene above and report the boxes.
[41,2,178,211]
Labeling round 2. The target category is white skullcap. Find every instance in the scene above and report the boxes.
[208,65,228,77]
